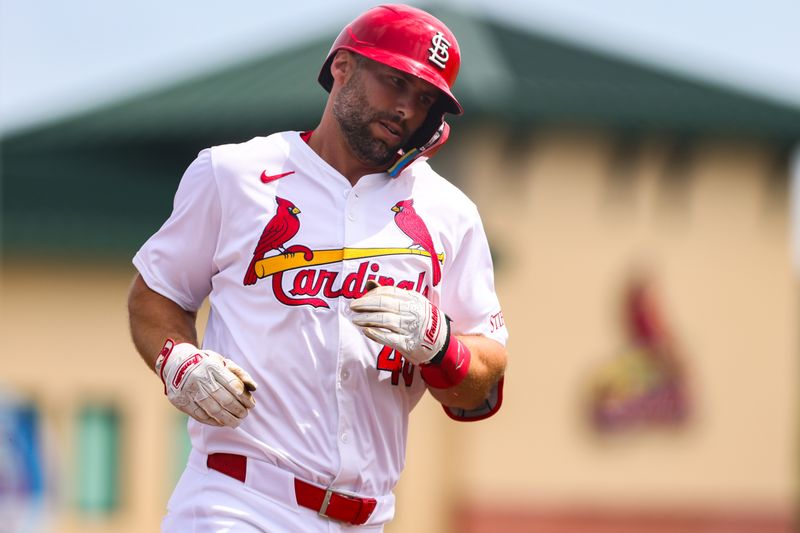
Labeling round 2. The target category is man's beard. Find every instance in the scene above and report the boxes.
[332,71,409,167]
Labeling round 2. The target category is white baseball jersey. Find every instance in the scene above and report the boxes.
[133,131,508,522]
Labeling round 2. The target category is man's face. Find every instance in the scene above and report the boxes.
[332,56,440,167]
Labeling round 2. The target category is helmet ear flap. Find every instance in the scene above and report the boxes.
[403,98,448,153]
[387,104,451,177]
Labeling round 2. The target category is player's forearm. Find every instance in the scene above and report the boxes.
[427,335,506,409]
[127,274,199,370]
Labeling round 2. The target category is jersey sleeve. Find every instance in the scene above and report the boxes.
[132,149,221,311]
[438,204,508,422]
[441,205,507,346]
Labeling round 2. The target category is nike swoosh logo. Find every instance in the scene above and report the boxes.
[260,170,295,183]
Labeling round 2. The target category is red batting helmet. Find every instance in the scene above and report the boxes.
[318,4,463,115]
[318,5,463,175]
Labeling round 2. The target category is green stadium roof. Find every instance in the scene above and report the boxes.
[3,6,800,256]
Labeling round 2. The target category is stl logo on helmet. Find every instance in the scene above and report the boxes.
[428,31,451,69]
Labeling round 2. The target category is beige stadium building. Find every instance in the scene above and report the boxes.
[1,7,797,533]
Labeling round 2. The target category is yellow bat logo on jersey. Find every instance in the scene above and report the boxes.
[251,245,446,309]
[253,246,445,279]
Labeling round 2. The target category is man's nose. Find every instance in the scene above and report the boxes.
[394,93,419,122]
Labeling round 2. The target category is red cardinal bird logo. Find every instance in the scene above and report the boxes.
[391,199,441,287]
[243,197,301,286]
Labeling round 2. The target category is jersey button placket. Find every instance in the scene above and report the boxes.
[335,190,356,484]
[346,190,358,222]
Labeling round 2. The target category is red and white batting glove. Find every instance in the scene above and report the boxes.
[155,339,257,428]
[350,284,471,388]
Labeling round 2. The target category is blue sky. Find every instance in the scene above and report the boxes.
[2,0,800,134]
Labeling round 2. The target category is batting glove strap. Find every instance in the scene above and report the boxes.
[420,335,471,389]
[155,339,177,394]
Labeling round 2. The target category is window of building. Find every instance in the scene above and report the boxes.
[75,404,120,514]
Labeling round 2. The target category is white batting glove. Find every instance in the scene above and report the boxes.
[155,339,258,428]
[350,284,449,365]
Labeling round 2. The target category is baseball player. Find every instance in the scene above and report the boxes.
[128,4,508,531]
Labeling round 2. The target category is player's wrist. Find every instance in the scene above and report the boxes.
[420,322,471,389]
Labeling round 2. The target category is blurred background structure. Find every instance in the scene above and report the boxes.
[1,1,798,532]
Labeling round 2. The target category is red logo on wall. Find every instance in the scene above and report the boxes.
[588,274,690,432]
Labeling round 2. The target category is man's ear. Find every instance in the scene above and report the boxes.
[330,50,357,87]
